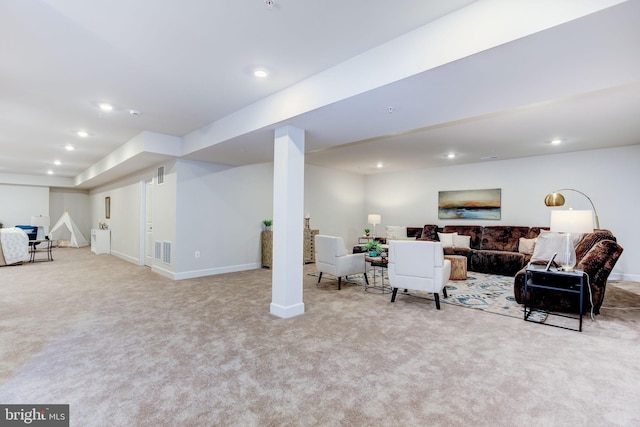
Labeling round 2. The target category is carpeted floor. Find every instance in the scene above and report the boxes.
[1,247,640,426]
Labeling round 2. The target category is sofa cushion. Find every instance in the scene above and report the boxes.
[530,230,570,263]
[419,224,439,241]
[575,230,615,262]
[407,227,423,239]
[480,226,530,252]
[518,237,537,255]
[385,225,408,240]
[471,250,527,276]
[453,234,471,249]
[442,226,482,249]
[437,232,457,248]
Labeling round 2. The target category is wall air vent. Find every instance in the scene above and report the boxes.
[162,241,172,264]
[157,166,164,185]
[155,241,162,260]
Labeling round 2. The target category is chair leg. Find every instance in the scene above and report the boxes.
[363,273,369,286]
[338,277,342,290]
[434,293,441,310]
[317,272,323,283]
[391,288,398,302]
[443,287,448,299]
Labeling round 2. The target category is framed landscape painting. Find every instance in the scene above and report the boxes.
[438,188,501,220]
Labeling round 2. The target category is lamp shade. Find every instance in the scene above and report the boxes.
[367,214,381,225]
[550,210,593,234]
[31,215,50,240]
[30,215,50,227]
[544,192,565,207]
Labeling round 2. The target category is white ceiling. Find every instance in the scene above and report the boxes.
[1,0,639,189]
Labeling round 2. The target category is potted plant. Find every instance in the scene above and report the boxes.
[364,240,382,256]
[262,219,273,231]
[364,228,370,237]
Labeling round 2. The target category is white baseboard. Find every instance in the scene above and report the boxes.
[270,302,305,318]
[609,272,640,283]
[171,263,261,280]
[109,250,139,265]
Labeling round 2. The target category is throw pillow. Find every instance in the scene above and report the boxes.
[531,231,574,262]
[518,237,537,255]
[385,225,407,240]
[437,232,457,248]
[452,234,471,249]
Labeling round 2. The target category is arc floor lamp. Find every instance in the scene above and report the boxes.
[544,188,600,229]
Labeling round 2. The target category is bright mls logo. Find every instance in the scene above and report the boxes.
[1,405,69,426]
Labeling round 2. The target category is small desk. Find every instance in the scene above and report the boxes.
[30,239,53,262]
[524,265,587,332]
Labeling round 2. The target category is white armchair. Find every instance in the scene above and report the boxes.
[315,235,369,290]
[388,240,451,309]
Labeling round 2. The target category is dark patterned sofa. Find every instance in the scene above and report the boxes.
[513,230,623,314]
[418,224,547,276]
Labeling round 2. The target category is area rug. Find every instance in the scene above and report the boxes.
[439,273,548,322]
[342,270,548,322]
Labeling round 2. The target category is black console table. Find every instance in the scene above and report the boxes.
[524,264,587,332]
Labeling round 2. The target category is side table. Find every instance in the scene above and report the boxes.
[444,255,467,280]
[30,239,54,262]
[364,256,390,294]
[524,264,587,332]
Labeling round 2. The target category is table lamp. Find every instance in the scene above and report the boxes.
[367,214,381,239]
[549,210,593,271]
[31,215,50,240]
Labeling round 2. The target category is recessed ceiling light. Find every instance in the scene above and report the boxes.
[129,109,141,116]
[54,160,61,165]
[253,68,269,78]
[99,103,113,112]
[447,153,456,159]
[550,138,562,145]
[77,130,89,138]
[47,170,53,175]
[65,144,75,151]
[376,162,384,168]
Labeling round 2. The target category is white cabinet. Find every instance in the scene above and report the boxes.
[91,229,110,254]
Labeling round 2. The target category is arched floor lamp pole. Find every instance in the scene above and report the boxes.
[544,188,600,229]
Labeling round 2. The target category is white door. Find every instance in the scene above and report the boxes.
[145,178,154,266]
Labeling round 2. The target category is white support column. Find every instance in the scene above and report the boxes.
[270,126,305,318]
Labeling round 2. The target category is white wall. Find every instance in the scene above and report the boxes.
[174,159,260,278]
[171,161,365,279]
[0,184,49,228]
[87,159,365,280]
[304,165,365,244]
[88,163,169,267]
[365,145,640,281]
